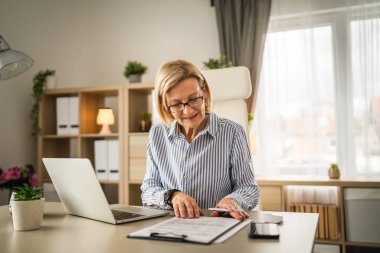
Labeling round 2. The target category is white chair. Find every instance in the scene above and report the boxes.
[202,66,252,139]
[202,66,261,211]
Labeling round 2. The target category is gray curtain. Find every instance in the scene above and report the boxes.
[214,0,271,113]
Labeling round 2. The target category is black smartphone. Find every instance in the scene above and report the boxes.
[248,223,280,239]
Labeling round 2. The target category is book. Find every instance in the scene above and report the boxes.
[324,205,329,239]
[318,204,326,239]
[328,205,339,240]
[312,204,319,238]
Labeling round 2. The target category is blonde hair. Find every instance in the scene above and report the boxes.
[155,59,212,126]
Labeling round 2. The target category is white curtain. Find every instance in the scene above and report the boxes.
[252,0,380,178]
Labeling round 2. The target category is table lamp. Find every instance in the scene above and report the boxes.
[0,34,34,80]
[96,108,115,134]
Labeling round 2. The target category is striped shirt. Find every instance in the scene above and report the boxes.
[141,112,260,210]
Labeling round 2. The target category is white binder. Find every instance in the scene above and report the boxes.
[69,97,79,135]
[56,97,69,135]
[107,140,119,180]
[94,140,108,180]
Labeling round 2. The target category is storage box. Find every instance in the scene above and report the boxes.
[344,188,380,243]
[313,243,340,253]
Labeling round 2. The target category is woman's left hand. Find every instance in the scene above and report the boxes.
[211,198,249,220]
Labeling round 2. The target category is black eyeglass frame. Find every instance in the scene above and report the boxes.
[167,95,204,113]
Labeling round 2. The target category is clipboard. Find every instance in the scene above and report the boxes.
[127,216,243,245]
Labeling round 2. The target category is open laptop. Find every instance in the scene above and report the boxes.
[42,158,169,224]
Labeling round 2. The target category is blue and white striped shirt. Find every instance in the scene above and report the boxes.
[141,112,259,210]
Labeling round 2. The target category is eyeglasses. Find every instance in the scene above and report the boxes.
[167,96,204,113]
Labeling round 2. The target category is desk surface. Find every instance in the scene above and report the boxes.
[0,202,318,253]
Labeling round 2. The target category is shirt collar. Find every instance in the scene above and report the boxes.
[167,112,218,139]
[168,120,180,138]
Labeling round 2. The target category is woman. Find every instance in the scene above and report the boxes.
[141,59,259,220]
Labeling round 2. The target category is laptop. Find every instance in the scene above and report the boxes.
[42,158,169,224]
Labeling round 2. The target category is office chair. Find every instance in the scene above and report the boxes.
[202,66,261,211]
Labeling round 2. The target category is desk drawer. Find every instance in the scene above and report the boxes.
[260,186,283,211]
[129,135,148,158]
[129,158,147,181]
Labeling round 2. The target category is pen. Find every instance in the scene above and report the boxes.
[208,208,229,212]
[208,208,232,218]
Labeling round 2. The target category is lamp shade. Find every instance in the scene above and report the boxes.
[0,35,34,80]
[96,108,115,125]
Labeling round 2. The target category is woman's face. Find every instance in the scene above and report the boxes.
[165,77,206,130]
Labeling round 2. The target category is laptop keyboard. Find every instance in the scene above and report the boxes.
[111,209,143,220]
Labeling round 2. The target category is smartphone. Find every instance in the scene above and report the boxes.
[248,223,280,239]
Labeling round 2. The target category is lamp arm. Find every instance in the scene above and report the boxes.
[0,35,11,51]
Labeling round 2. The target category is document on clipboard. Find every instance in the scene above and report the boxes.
[127,216,243,244]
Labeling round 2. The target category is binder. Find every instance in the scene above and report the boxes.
[305,204,312,213]
[56,96,79,135]
[57,97,69,135]
[128,216,243,244]
[69,97,79,135]
[107,140,119,180]
[94,140,108,180]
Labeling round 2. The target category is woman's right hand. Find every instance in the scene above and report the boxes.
[171,192,203,219]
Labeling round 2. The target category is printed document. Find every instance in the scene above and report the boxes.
[128,216,242,244]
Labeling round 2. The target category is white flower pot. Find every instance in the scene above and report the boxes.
[128,74,141,83]
[45,75,57,89]
[10,198,45,231]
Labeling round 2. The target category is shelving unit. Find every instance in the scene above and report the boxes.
[37,85,124,204]
[257,176,380,253]
[123,82,155,205]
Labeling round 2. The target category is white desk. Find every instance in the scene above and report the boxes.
[0,202,318,253]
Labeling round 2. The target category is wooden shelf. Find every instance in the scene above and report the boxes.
[315,239,343,245]
[80,133,119,138]
[256,178,380,253]
[99,180,119,185]
[124,82,154,205]
[345,241,380,248]
[37,85,124,204]
[42,135,79,139]
[128,180,143,185]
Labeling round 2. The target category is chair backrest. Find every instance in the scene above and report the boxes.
[202,66,261,211]
[202,66,252,140]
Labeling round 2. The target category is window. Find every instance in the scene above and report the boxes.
[254,6,380,176]
[351,17,380,174]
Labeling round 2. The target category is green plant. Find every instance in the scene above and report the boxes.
[330,163,339,169]
[124,61,147,78]
[30,69,55,137]
[139,112,152,121]
[203,55,234,69]
[12,183,42,201]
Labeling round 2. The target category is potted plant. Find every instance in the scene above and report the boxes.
[30,69,56,137]
[10,183,44,231]
[124,61,147,83]
[203,55,234,69]
[328,163,340,179]
[139,112,152,132]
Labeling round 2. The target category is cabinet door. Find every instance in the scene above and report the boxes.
[260,185,283,211]
[129,135,149,181]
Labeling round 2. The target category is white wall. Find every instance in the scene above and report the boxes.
[0,0,220,169]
